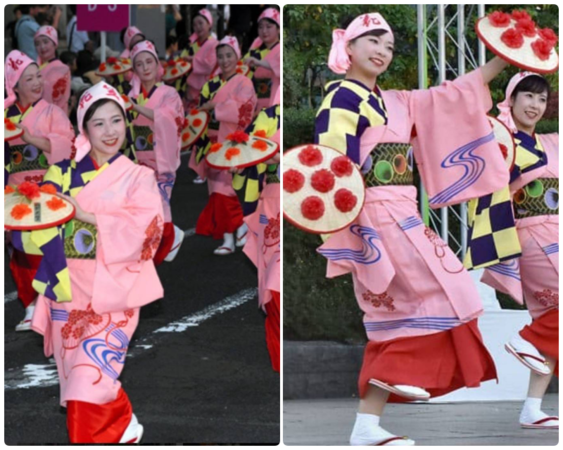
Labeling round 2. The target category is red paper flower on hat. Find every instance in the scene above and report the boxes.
[193,118,202,127]
[121,94,130,103]
[209,143,222,153]
[4,185,15,194]
[298,146,323,167]
[254,130,267,138]
[113,64,122,70]
[237,61,243,66]
[107,57,118,64]
[489,11,511,28]
[171,68,179,75]
[311,169,335,193]
[236,68,243,74]
[180,61,188,67]
[251,140,269,151]
[46,196,65,211]
[226,130,249,143]
[301,196,325,221]
[531,39,554,61]
[539,28,558,45]
[11,203,32,220]
[334,188,358,213]
[225,147,241,160]
[40,184,57,194]
[499,143,508,159]
[4,118,16,131]
[511,10,532,22]
[17,181,40,199]
[99,62,107,72]
[122,58,131,64]
[501,28,524,49]
[168,59,177,67]
[182,132,191,141]
[190,109,199,115]
[283,169,305,193]
[331,156,354,177]
[515,19,537,38]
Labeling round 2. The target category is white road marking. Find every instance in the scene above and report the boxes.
[5,291,18,304]
[5,288,257,390]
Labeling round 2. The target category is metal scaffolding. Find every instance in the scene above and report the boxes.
[417,5,486,260]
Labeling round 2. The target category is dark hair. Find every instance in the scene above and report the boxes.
[166,34,178,49]
[82,98,126,131]
[75,50,98,76]
[194,12,211,25]
[510,75,551,101]
[69,5,77,16]
[178,34,191,51]
[60,51,77,66]
[259,18,279,28]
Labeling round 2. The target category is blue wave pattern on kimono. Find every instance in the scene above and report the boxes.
[259,214,269,225]
[318,224,382,264]
[364,317,462,332]
[398,216,424,231]
[429,132,494,206]
[157,172,175,205]
[542,243,559,256]
[487,259,521,281]
[50,308,70,321]
[83,336,128,381]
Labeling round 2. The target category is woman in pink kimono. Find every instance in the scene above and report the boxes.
[120,26,145,59]
[184,9,219,184]
[193,36,257,255]
[21,82,164,443]
[243,8,280,114]
[481,72,559,430]
[309,13,514,445]
[34,26,71,115]
[4,50,74,332]
[128,40,185,264]
[240,89,281,371]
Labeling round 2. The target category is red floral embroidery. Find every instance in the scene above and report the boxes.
[362,290,396,312]
[24,175,43,183]
[264,213,280,242]
[489,11,511,28]
[61,305,106,347]
[531,39,555,61]
[52,76,68,100]
[141,215,163,261]
[124,310,135,318]
[500,28,524,49]
[237,100,254,129]
[175,116,184,138]
[534,289,559,308]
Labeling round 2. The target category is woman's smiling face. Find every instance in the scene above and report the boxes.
[347,31,394,78]
[85,101,126,156]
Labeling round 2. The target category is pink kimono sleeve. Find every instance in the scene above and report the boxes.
[191,40,218,75]
[214,78,258,130]
[410,69,509,208]
[96,168,165,266]
[44,104,75,165]
[153,86,185,174]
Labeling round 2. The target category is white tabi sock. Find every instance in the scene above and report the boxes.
[520,397,547,424]
[350,413,381,442]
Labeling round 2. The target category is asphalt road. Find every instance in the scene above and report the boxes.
[4,155,280,445]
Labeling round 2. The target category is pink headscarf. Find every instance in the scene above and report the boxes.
[129,40,164,97]
[75,82,127,162]
[497,71,545,134]
[190,9,214,43]
[328,12,394,74]
[34,25,58,66]
[217,35,241,60]
[250,8,281,50]
[124,26,144,50]
[4,50,37,110]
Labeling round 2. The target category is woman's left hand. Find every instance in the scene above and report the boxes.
[15,123,31,143]
[244,57,258,68]
[229,166,244,174]
[56,193,97,225]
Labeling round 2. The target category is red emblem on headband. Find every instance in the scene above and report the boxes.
[45,27,53,35]
[128,28,135,36]
[146,42,154,50]
[79,92,93,109]
[362,14,382,28]
[102,84,120,100]
[272,10,279,21]
[8,58,23,71]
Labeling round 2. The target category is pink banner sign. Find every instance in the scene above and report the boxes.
[76,5,130,32]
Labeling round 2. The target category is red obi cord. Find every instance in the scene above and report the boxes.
[358,319,498,401]
[196,193,243,239]
[66,388,132,443]
[520,309,559,376]
[9,249,42,308]
[265,291,280,373]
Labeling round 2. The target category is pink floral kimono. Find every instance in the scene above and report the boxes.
[482,132,559,374]
[314,69,508,400]
[5,98,74,309]
[40,60,71,115]
[193,74,257,239]
[250,42,280,113]
[185,37,218,108]
[129,83,184,262]
[29,153,164,443]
